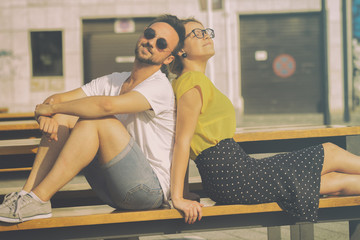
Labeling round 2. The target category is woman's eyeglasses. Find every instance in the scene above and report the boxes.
[186,28,215,39]
[143,28,169,50]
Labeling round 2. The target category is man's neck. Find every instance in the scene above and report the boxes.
[129,60,162,84]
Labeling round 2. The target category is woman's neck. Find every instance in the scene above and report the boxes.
[182,59,208,74]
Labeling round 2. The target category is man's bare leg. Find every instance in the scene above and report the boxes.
[22,114,78,192]
[32,117,130,201]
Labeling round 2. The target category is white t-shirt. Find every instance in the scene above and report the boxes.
[81,70,176,201]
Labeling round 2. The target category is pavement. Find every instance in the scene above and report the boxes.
[141,109,360,240]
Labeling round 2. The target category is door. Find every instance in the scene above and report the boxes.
[83,17,155,84]
[240,12,324,114]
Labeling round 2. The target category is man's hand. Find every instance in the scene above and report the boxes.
[35,103,54,117]
[35,98,55,121]
[37,116,59,141]
[172,198,203,224]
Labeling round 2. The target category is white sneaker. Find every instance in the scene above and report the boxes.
[0,193,52,223]
[1,192,20,206]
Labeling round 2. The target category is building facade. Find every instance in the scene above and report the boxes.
[0,0,352,124]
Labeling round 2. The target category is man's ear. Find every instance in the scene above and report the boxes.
[163,55,175,65]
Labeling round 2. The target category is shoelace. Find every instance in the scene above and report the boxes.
[2,192,18,206]
[1,194,21,219]
[14,195,33,221]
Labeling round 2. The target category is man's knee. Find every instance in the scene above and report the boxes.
[75,117,125,131]
[53,114,79,129]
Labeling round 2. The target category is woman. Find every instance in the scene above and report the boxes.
[170,18,360,224]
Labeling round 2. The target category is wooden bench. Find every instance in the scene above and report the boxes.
[0,120,40,141]
[0,112,35,121]
[0,125,360,240]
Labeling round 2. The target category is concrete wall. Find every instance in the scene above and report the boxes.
[0,0,346,120]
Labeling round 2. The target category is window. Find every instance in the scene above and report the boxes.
[31,31,63,77]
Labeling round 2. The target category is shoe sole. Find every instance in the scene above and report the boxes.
[0,213,52,223]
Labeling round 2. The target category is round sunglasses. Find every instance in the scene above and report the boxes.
[143,28,169,50]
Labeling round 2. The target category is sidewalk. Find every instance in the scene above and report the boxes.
[140,222,348,240]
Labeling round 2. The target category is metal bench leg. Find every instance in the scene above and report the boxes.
[350,220,360,240]
[267,226,281,240]
[290,223,314,240]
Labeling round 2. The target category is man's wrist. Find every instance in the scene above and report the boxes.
[50,103,58,115]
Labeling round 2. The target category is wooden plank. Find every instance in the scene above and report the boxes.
[0,124,358,143]
[0,112,34,120]
[1,196,360,232]
[0,120,39,131]
[0,139,40,155]
[234,125,360,142]
[0,167,32,173]
[0,126,358,155]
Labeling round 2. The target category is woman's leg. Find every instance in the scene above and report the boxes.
[320,142,360,195]
[321,142,360,175]
[320,172,360,195]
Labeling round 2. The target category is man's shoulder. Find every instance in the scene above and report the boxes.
[136,71,174,100]
[94,72,131,87]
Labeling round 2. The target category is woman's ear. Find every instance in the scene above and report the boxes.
[177,49,185,57]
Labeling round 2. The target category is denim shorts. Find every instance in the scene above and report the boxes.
[83,137,164,210]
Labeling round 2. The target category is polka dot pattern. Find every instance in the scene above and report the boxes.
[195,138,324,222]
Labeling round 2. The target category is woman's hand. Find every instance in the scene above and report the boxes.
[172,198,203,224]
[37,116,59,141]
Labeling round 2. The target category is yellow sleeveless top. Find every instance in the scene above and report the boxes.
[172,71,236,160]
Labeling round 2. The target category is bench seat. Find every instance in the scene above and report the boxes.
[1,196,360,230]
[0,113,35,121]
[0,138,40,155]
[0,120,39,131]
[0,196,360,239]
[1,125,360,156]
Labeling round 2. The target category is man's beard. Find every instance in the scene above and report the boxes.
[135,45,161,65]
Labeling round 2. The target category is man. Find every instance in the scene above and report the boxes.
[0,14,185,223]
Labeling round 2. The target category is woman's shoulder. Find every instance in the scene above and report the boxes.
[179,71,207,80]
[173,71,210,88]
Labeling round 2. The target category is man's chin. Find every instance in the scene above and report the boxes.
[136,56,158,65]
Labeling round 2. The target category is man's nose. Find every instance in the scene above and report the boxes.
[146,38,156,48]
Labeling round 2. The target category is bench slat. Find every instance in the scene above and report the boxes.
[0,167,32,173]
[1,196,360,232]
[0,112,34,120]
[0,139,40,155]
[0,120,39,131]
[1,126,360,156]
[234,125,360,142]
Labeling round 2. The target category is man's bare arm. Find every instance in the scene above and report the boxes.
[35,91,151,119]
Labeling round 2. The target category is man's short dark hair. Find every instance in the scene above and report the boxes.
[148,14,185,56]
